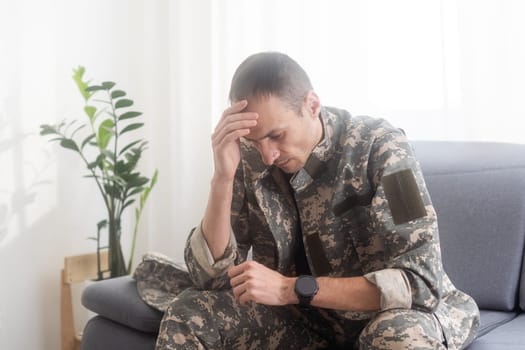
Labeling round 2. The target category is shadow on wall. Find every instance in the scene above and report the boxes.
[0,102,52,248]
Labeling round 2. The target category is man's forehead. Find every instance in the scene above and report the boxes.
[243,95,274,112]
[245,124,282,141]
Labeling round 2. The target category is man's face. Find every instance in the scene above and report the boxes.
[242,93,322,174]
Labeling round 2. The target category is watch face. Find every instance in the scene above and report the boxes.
[296,275,318,296]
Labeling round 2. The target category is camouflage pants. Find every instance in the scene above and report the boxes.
[155,288,446,350]
[134,254,446,349]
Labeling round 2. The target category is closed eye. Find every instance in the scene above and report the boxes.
[268,132,284,141]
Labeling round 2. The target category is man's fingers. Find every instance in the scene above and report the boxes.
[228,262,246,279]
[212,118,257,146]
[231,278,258,304]
[229,273,243,288]
[222,100,248,118]
[214,112,258,134]
[215,100,257,133]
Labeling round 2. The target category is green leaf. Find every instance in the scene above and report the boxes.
[118,111,142,121]
[97,219,108,230]
[64,119,79,133]
[71,124,86,138]
[81,134,96,150]
[122,170,140,179]
[122,199,136,211]
[87,160,98,170]
[85,85,105,92]
[111,90,126,99]
[128,187,144,196]
[87,153,105,170]
[60,138,79,152]
[102,81,116,90]
[97,119,114,150]
[120,123,144,135]
[92,107,108,122]
[150,169,159,188]
[140,169,158,207]
[103,184,117,198]
[115,159,132,174]
[75,66,85,75]
[93,99,112,105]
[118,140,143,156]
[72,66,92,101]
[110,175,127,187]
[128,176,149,187]
[40,124,58,136]
[122,149,143,172]
[115,99,133,109]
[101,149,115,163]
[84,106,97,120]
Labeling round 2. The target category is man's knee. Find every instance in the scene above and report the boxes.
[158,289,229,349]
[358,309,446,350]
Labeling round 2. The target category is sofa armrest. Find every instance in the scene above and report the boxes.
[81,276,163,333]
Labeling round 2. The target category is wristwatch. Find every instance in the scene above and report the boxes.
[294,275,319,306]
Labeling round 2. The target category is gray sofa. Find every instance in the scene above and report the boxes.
[81,141,525,349]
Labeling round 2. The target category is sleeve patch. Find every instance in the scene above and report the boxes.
[382,169,427,225]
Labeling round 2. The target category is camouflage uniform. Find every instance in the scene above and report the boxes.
[143,107,479,349]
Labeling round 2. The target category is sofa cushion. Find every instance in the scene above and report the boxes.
[81,315,156,350]
[412,141,525,311]
[82,276,163,333]
[467,313,525,349]
[477,310,517,338]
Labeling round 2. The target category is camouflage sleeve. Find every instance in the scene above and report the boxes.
[363,130,442,313]
[364,268,412,310]
[184,223,237,288]
[184,163,252,290]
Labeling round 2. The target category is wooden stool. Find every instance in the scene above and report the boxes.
[61,251,108,350]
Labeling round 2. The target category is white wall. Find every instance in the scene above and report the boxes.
[1,0,525,349]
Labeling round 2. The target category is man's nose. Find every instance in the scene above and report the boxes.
[259,141,279,166]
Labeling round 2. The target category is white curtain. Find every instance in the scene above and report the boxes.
[209,0,525,142]
[1,0,524,348]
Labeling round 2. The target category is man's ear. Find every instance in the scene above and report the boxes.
[304,91,321,118]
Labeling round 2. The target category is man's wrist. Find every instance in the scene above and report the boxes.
[283,277,300,305]
[211,174,235,188]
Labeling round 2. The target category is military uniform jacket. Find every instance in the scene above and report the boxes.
[185,107,479,345]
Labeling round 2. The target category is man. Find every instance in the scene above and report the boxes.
[154,52,479,349]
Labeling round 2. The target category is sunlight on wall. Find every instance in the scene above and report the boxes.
[0,127,56,250]
[0,1,58,249]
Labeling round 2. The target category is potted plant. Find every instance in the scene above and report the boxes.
[40,66,158,279]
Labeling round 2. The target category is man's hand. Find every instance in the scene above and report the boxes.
[211,100,258,182]
[228,261,298,306]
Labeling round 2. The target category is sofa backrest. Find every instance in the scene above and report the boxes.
[412,141,525,311]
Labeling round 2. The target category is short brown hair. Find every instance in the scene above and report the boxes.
[229,52,313,112]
